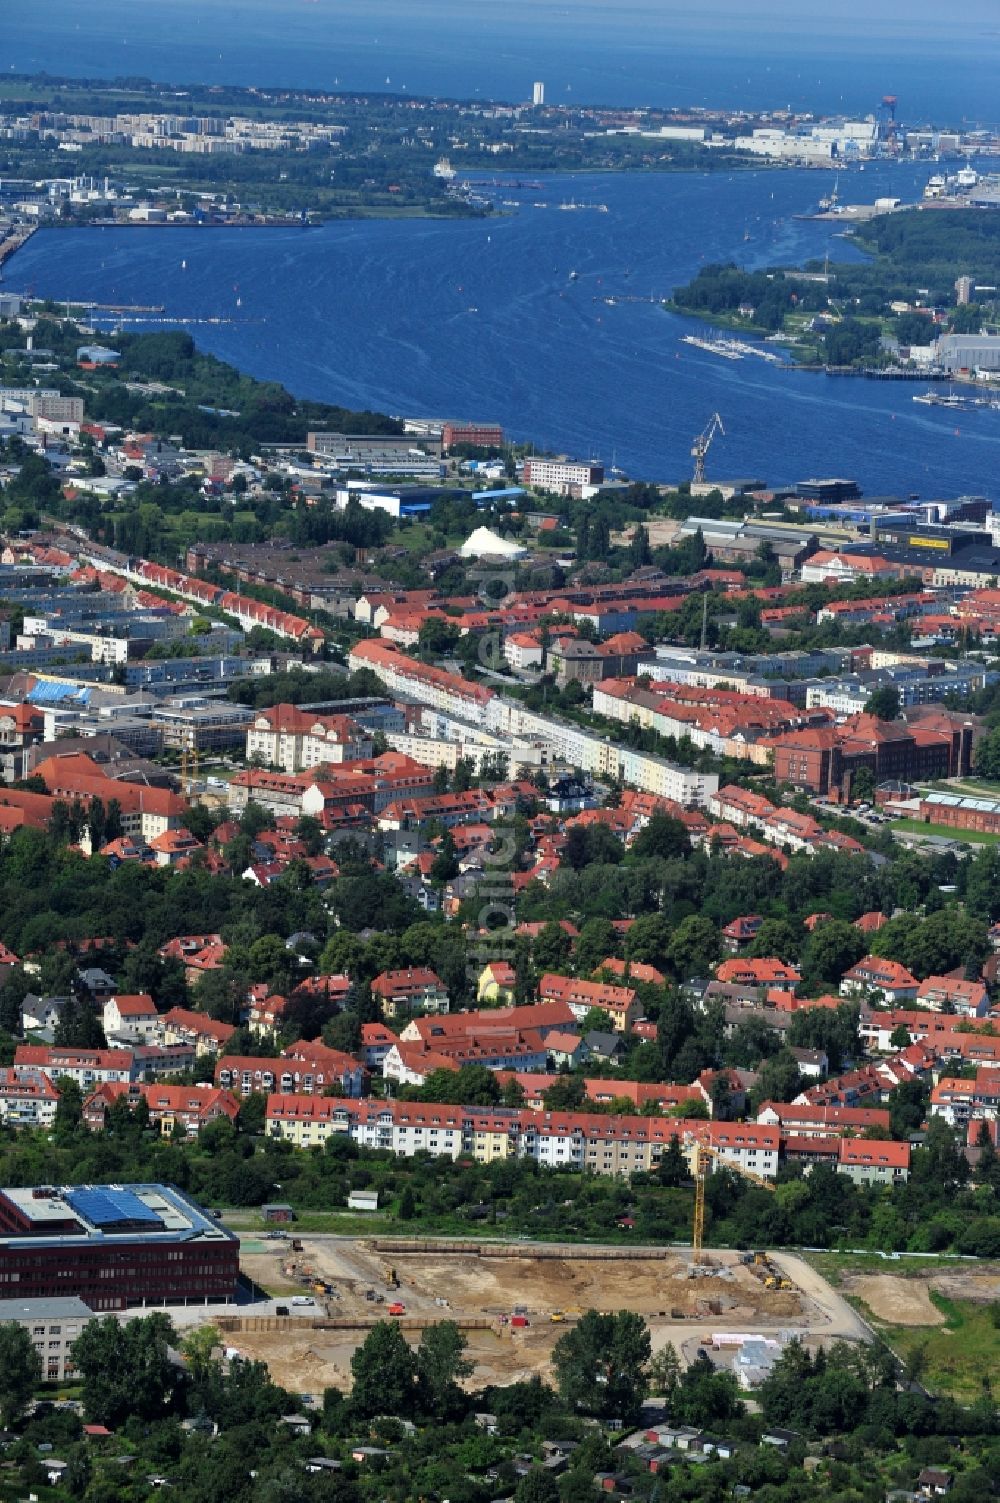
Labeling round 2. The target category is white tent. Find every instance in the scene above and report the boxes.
[459,526,527,560]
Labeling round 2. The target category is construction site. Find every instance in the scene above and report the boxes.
[225,1236,868,1394]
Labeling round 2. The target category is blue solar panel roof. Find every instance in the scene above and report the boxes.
[66,1188,162,1229]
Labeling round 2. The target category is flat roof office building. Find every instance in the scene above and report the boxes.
[0,1184,239,1312]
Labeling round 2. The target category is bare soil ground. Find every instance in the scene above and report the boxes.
[231,1239,811,1391]
[850,1275,945,1327]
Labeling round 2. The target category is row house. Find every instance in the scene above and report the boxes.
[14,1044,134,1090]
[859,1006,1000,1053]
[377,789,495,834]
[537,973,640,1033]
[0,1066,61,1128]
[840,956,920,1004]
[349,639,496,722]
[755,1100,892,1137]
[383,1028,549,1080]
[915,975,989,1018]
[400,999,576,1048]
[930,1069,1000,1128]
[105,555,324,651]
[264,1095,763,1180]
[215,1049,368,1100]
[371,968,449,1019]
[157,1007,235,1057]
[82,1081,240,1136]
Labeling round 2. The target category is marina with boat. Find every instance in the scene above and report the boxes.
[680,333,786,363]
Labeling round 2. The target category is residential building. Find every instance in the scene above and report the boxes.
[215,1050,368,1099]
[13,1045,134,1091]
[371,968,449,1019]
[245,703,373,773]
[82,1082,240,1137]
[102,993,160,1041]
[755,1101,892,1137]
[916,975,989,1017]
[840,956,920,1004]
[0,1296,93,1382]
[522,458,605,494]
[537,973,640,1032]
[157,1007,235,1057]
[0,1067,60,1129]
[836,1138,910,1185]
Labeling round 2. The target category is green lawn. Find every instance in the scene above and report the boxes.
[804,1255,1000,1402]
[878,1294,1000,1404]
[225,1209,396,1237]
[891,817,999,845]
[803,1250,966,1283]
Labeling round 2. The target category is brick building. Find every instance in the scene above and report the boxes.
[0,1184,239,1312]
[770,712,970,798]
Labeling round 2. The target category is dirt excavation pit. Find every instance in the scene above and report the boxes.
[229,1240,810,1391]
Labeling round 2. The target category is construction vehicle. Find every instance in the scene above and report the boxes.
[691,412,725,486]
[382,1261,400,1289]
[291,1239,303,1253]
[387,1301,406,1317]
[550,1311,565,1323]
[687,1138,775,1263]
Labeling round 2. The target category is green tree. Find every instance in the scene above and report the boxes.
[181,1323,221,1383]
[799,919,865,990]
[533,921,573,973]
[863,685,900,721]
[647,1342,682,1398]
[514,1468,560,1503]
[629,813,690,862]
[349,1320,417,1419]
[416,1320,473,1419]
[0,1322,41,1427]
[851,765,877,804]
[749,918,802,963]
[666,915,720,979]
[72,1313,184,1426]
[552,1309,651,1422]
[750,1048,802,1112]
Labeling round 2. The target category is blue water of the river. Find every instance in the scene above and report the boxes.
[9,160,1000,498]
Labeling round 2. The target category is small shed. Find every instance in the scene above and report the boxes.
[347,1190,379,1212]
[262,1203,295,1224]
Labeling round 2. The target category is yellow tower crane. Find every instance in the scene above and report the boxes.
[180,743,200,798]
[688,1138,776,1263]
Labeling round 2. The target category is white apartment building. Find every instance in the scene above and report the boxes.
[246,704,373,773]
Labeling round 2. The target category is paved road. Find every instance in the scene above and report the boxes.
[768,1251,872,1344]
